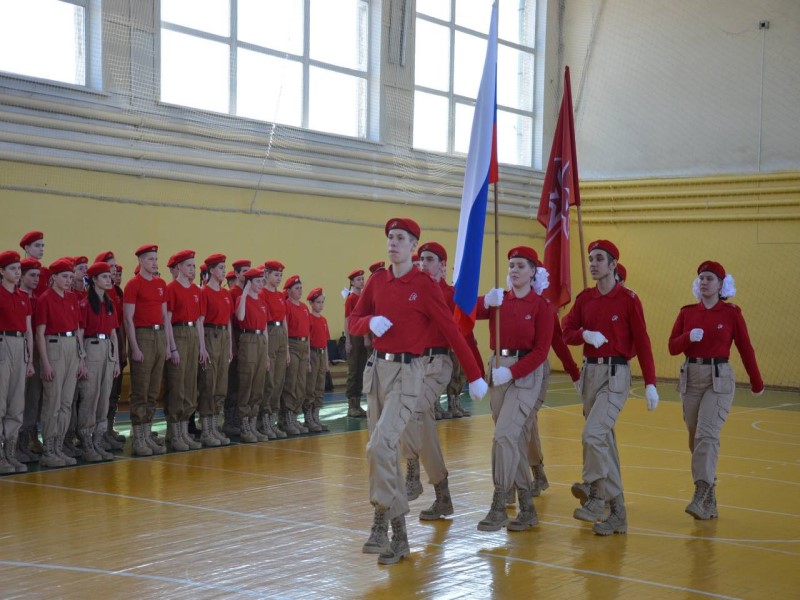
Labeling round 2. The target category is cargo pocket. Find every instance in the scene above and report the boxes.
[603,394,625,429]
[514,370,534,389]
[677,363,687,394]
[400,365,422,398]
[425,355,442,377]
[0,338,6,363]
[511,395,534,430]
[362,355,376,395]
[712,363,734,394]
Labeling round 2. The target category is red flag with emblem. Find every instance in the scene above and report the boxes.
[537,66,581,309]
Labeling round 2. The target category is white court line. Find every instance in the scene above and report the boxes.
[751,420,800,438]
[0,561,273,598]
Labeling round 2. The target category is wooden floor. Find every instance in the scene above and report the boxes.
[1,377,798,599]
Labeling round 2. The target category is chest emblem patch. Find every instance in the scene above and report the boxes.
[408,292,418,302]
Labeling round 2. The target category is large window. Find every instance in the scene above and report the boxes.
[414,0,536,167]
[160,0,372,139]
[0,0,101,88]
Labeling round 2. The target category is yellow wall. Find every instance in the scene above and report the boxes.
[3,161,798,388]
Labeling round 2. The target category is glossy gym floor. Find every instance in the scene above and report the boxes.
[1,376,797,599]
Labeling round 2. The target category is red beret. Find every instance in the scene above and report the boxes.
[588,239,619,261]
[0,250,21,268]
[19,231,43,248]
[508,246,539,264]
[264,260,285,272]
[199,263,208,273]
[243,267,265,281]
[94,251,114,263]
[697,260,725,280]
[306,287,324,302]
[412,252,420,262]
[419,242,447,262]
[72,256,89,267]
[348,269,364,280]
[170,249,195,268]
[369,261,385,273]
[385,217,421,239]
[87,262,111,278]
[283,274,301,290]
[232,259,251,270]
[49,258,74,274]
[21,258,41,272]
[204,253,226,267]
[135,244,158,257]
[225,270,235,280]
[615,263,627,282]
[116,264,123,273]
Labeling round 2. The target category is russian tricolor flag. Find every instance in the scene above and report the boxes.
[452,2,498,333]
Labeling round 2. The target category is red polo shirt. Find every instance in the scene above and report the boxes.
[167,280,202,323]
[551,313,580,381]
[426,278,456,349]
[123,274,167,327]
[35,289,81,334]
[561,283,656,386]
[201,285,233,327]
[285,299,311,337]
[476,289,554,379]
[260,288,287,322]
[34,265,50,297]
[0,284,31,332]
[236,294,269,330]
[344,290,360,318]
[349,266,482,382]
[309,313,330,350]
[80,297,119,337]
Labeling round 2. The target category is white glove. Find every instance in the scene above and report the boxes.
[645,384,659,411]
[582,330,608,349]
[574,380,581,393]
[752,388,764,396]
[491,366,513,386]
[368,316,393,337]
[483,288,505,308]
[468,378,489,401]
[689,328,704,342]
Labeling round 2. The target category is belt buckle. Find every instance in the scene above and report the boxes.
[98,334,107,340]
[187,321,195,327]
[384,352,396,362]
[65,331,74,337]
[153,324,162,331]
[500,349,512,357]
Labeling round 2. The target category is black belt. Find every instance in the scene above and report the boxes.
[376,351,420,364]
[289,336,308,341]
[205,324,227,330]
[84,334,110,340]
[268,321,283,327]
[47,331,77,338]
[585,356,628,365]
[424,347,449,357]
[172,321,196,328]
[311,347,326,354]
[241,329,263,335]
[136,325,163,331]
[500,349,530,358]
[688,357,728,365]
[0,330,24,337]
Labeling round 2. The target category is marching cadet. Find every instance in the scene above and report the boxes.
[235,268,271,443]
[0,251,35,473]
[400,241,459,521]
[20,231,50,296]
[304,287,330,432]
[349,217,488,566]
[76,262,120,462]
[123,244,169,457]
[164,249,203,452]
[281,274,311,435]
[94,251,127,451]
[35,258,86,468]
[475,247,554,533]
[260,260,289,439]
[344,268,368,418]
[222,258,251,438]
[668,260,763,520]
[562,240,659,536]
[197,253,233,447]
[17,258,42,463]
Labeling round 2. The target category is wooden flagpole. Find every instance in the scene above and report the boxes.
[577,204,588,290]
[493,182,501,364]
